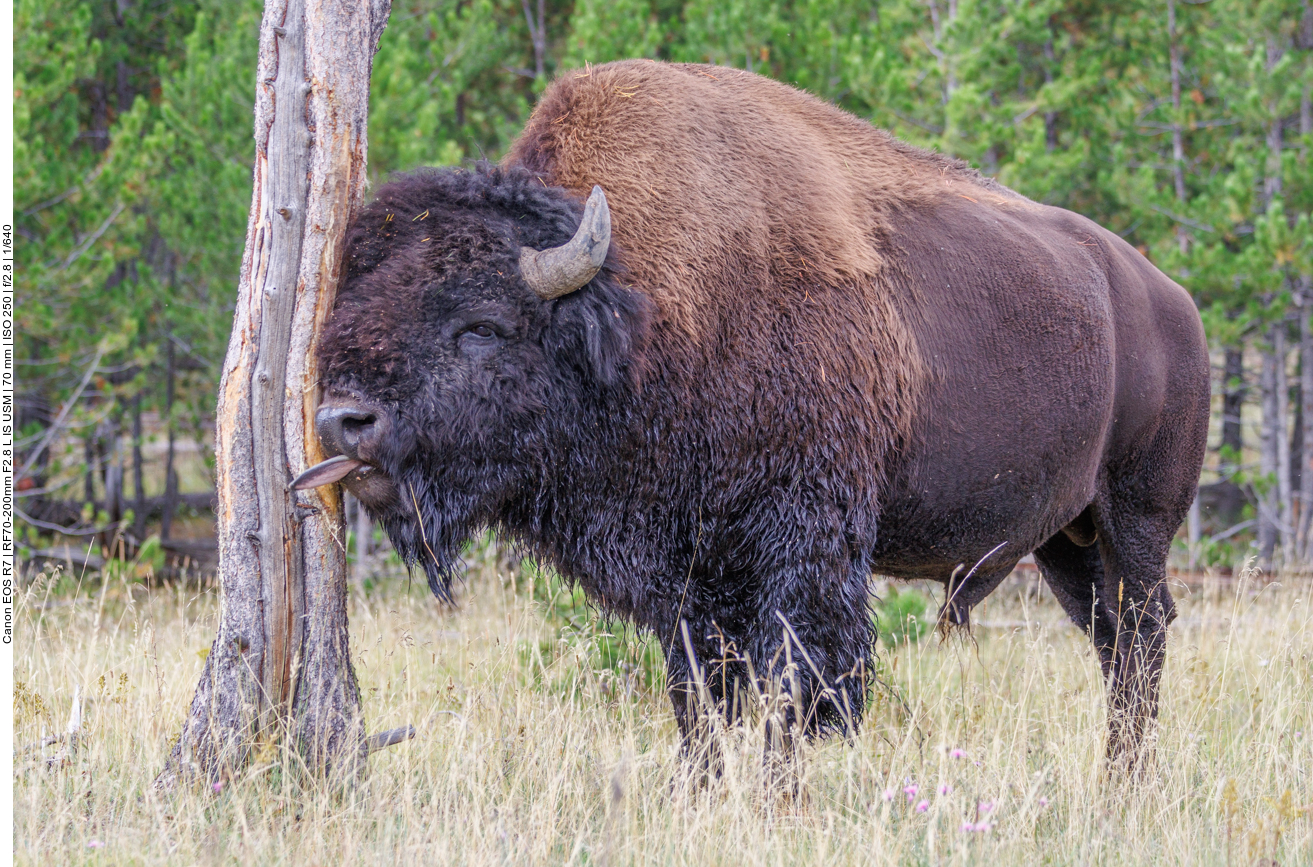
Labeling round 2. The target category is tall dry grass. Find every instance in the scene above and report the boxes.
[13,547,1312,865]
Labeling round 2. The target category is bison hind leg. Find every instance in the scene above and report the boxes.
[1035,508,1179,774]
[1033,531,1117,673]
[1088,497,1181,773]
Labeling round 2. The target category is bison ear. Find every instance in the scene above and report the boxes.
[550,282,650,390]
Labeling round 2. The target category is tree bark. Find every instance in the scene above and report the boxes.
[1298,24,1312,563]
[1219,346,1246,501]
[1301,305,1313,560]
[1290,378,1302,521]
[160,338,178,540]
[1258,324,1291,569]
[1042,36,1058,152]
[158,0,392,788]
[1258,342,1277,567]
[1168,0,1199,565]
[1265,37,1285,205]
[132,391,145,542]
[1257,36,1289,570]
[104,420,122,535]
[1169,0,1187,238]
[1278,323,1294,564]
[926,0,958,106]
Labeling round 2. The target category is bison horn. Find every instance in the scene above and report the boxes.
[520,185,611,300]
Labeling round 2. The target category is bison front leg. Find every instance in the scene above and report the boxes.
[745,557,873,744]
[663,626,730,776]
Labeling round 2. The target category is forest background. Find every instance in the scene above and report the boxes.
[14,0,1313,571]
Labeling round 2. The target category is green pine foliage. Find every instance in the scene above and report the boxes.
[369,0,531,176]
[873,585,931,647]
[561,0,662,69]
[15,0,1313,565]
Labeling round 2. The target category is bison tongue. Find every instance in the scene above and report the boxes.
[289,455,366,490]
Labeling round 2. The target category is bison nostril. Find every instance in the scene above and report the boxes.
[316,404,381,460]
[340,414,376,449]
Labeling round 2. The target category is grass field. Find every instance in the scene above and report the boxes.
[13,546,1313,866]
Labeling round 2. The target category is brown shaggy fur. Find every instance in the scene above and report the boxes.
[507,61,954,447]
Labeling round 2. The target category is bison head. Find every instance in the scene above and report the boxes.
[294,167,650,599]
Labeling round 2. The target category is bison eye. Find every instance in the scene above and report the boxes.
[457,321,503,353]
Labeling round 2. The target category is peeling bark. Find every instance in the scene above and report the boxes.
[158,0,392,788]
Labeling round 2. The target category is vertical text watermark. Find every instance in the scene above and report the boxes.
[2,222,12,651]
[4,3,17,831]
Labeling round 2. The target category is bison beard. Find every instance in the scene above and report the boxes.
[303,61,1211,769]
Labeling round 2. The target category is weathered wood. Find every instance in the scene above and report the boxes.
[365,725,415,753]
[158,0,392,787]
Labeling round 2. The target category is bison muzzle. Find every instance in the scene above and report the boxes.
[293,61,1211,768]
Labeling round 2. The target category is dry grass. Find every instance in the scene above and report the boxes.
[13,547,1313,866]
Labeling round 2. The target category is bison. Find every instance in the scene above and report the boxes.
[294,60,1210,765]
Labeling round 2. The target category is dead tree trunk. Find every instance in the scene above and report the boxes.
[132,391,145,543]
[1258,36,1289,571]
[160,338,178,540]
[1258,322,1292,570]
[1301,304,1313,561]
[158,0,392,788]
[1276,322,1294,565]
[1216,346,1247,527]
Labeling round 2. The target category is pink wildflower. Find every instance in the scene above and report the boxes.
[88,840,105,849]
[978,800,995,813]
[949,748,967,759]
[882,788,896,802]
[1038,797,1050,809]
[939,783,952,795]
[213,781,224,793]
[915,800,930,813]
